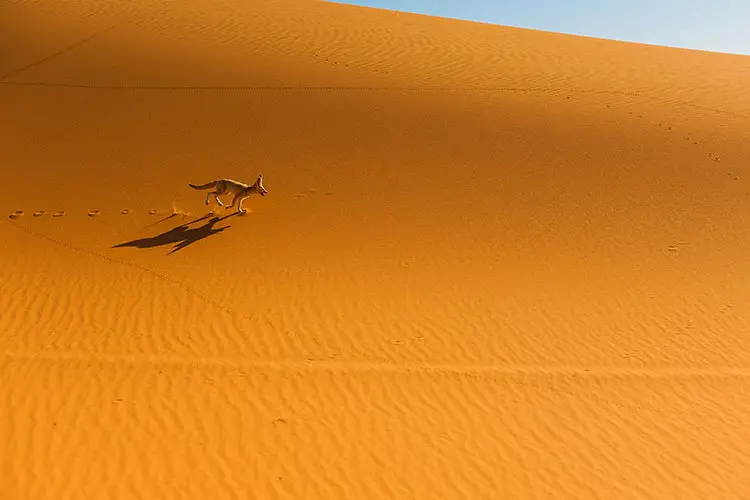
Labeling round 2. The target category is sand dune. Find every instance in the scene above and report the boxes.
[2,0,750,498]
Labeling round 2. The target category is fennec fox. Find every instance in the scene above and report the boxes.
[189,174,268,213]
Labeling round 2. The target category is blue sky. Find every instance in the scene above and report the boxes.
[332,0,750,55]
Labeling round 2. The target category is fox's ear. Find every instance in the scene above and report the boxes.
[257,173,263,184]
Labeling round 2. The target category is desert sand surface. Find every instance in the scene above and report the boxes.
[2,0,750,498]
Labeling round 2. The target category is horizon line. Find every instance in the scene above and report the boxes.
[325,1,750,57]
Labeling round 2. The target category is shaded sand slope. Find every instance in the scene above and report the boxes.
[2,0,750,498]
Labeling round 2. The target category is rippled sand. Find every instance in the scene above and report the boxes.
[2,0,750,498]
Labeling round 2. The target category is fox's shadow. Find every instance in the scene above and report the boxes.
[113,212,240,254]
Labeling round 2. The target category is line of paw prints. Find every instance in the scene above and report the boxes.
[605,103,743,182]
[8,190,332,220]
[293,188,334,199]
[613,106,726,165]
[9,208,155,220]
[662,128,740,180]
[595,101,729,168]
[563,98,733,172]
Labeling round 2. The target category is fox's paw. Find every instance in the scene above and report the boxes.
[8,210,23,220]
[87,209,101,217]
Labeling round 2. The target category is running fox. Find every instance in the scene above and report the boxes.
[189,174,268,213]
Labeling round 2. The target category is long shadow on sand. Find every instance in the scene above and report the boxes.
[113,212,240,254]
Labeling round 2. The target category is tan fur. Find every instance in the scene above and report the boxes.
[189,174,268,213]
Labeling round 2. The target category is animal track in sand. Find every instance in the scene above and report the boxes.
[667,241,690,253]
[630,110,723,163]
[3,81,748,120]
[296,188,326,199]
[7,203,271,220]
[602,104,727,167]
[11,209,179,219]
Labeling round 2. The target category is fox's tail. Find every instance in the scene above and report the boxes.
[189,181,217,190]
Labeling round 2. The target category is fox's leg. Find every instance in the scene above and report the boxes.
[238,196,249,213]
[205,191,223,206]
[228,193,239,210]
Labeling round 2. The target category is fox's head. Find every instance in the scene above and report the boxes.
[255,173,268,196]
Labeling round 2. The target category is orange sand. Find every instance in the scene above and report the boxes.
[2,0,750,498]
